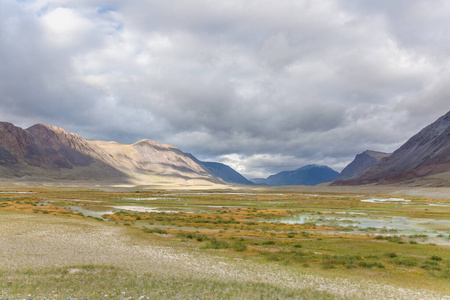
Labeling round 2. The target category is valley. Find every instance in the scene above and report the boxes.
[0,185,449,299]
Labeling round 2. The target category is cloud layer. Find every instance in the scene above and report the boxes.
[1,0,449,178]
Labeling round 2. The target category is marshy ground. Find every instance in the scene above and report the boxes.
[0,186,449,299]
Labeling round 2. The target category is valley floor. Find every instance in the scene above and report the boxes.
[0,185,449,299]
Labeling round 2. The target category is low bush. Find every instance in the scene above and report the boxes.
[358,261,385,269]
[384,252,397,258]
[322,255,361,269]
[375,235,404,244]
[231,241,247,252]
[391,257,418,267]
[201,238,229,250]
[441,264,450,279]
[430,255,442,261]
[287,231,296,238]
[143,227,167,234]
[421,260,441,271]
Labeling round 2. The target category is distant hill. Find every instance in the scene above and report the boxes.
[262,164,339,186]
[334,111,450,186]
[186,155,253,185]
[250,178,268,185]
[336,150,391,181]
[0,122,248,186]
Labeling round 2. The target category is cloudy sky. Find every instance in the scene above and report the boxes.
[1,0,449,178]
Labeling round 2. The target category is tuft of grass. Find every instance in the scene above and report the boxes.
[143,227,167,234]
[322,255,362,269]
[391,257,418,267]
[201,238,229,250]
[430,255,443,261]
[358,261,385,269]
[231,241,247,252]
[384,252,397,258]
[375,235,404,244]
[421,260,441,271]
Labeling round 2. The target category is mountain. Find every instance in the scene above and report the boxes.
[0,122,124,181]
[197,161,253,185]
[336,150,391,180]
[263,164,339,186]
[250,178,268,185]
[185,154,252,185]
[0,122,249,186]
[334,111,450,186]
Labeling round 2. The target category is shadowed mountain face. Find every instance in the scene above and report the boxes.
[184,154,252,185]
[199,162,253,185]
[262,164,339,186]
[334,111,450,186]
[1,123,91,169]
[0,122,248,185]
[336,150,391,181]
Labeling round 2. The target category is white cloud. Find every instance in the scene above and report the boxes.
[1,0,449,177]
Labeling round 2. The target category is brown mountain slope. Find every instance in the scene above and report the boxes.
[334,111,450,186]
[335,150,391,181]
[0,122,221,185]
[0,122,127,181]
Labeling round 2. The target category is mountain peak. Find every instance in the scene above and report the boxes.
[335,111,450,185]
[0,121,250,186]
[335,150,391,181]
[264,164,338,186]
[133,139,177,150]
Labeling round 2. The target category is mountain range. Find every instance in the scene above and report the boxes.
[0,122,249,186]
[252,165,339,186]
[333,110,450,186]
[1,110,449,187]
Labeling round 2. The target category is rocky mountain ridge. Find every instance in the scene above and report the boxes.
[0,122,244,186]
[336,150,391,181]
[254,164,339,186]
[334,111,450,186]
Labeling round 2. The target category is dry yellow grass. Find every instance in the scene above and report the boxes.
[0,185,449,299]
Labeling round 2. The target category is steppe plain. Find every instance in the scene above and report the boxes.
[1,184,449,299]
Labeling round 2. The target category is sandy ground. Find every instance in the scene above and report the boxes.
[1,178,450,199]
[1,212,448,299]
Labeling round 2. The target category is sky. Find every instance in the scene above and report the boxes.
[1,0,450,179]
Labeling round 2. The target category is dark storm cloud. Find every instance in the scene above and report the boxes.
[1,0,449,178]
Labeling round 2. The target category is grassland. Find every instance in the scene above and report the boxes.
[0,185,449,299]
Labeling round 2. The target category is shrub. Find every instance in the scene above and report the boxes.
[441,264,450,279]
[261,240,275,246]
[409,234,427,238]
[287,231,296,238]
[359,261,385,269]
[143,227,167,234]
[291,251,305,262]
[430,255,443,261]
[231,242,247,252]
[201,238,229,250]
[265,252,281,261]
[421,260,441,271]
[196,235,207,242]
[322,255,361,269]
[375,235,404,244]
[392,257,418,267]
[385,252,397,258]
